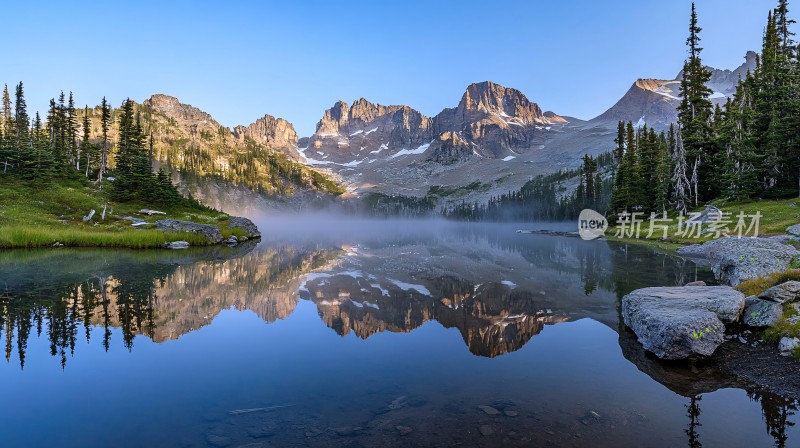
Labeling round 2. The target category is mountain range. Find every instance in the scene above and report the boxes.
[103,51,757,211]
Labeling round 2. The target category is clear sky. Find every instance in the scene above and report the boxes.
[1,0,780,136]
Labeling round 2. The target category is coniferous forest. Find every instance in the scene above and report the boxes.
[611,0,800,215]
[0,85,197,208]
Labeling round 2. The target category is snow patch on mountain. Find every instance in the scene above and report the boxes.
[390,142,432,159]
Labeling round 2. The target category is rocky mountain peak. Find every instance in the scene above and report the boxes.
[233,114,300,158]
[143,94,217,126]
[315,100,351,136]
[457,81,553,124]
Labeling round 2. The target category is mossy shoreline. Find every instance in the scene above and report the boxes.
[0,177,250,249]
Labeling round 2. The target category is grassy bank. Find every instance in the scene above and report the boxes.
[0,177,232,249]
[605,198,800,246]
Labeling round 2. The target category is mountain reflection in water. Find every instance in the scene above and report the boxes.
[0,220,796,447]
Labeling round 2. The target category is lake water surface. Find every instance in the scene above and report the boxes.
[0,219,797,447]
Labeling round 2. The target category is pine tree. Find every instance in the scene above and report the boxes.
[13,82,30,175]
[613,120,625,165]
[66,92,78,171]
[0,84,12,174]
[96,97,111,184]
[653,132,673,212]
[81,106,95,177]
[677,3,714,203]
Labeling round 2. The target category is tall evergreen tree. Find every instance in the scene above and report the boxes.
[0,84,12,174]
[97,97,111,184]
[677,3,714,203]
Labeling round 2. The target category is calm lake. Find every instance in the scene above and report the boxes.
[0,219,797,447]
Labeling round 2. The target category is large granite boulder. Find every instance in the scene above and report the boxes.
[622,286,746,360]
[227,217,261,239]
[759,281,800,303]
[677,237,799,285]
[743,299,784,327]
[156,219,223,244]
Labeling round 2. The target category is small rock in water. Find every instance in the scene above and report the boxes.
[387,395,407,410]
[504,410,519,417]
[224,235,238,246]
[333,426,360,437]
[479,425,494,436]
[779,337,800,356]
[304,428,322,438]
[396,425,413,436]
[580,410,601,426]
[165,241,190,249]
[205,434,232,447]
[478,405,500,415]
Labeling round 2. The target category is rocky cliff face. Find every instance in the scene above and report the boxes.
[303,80,566,167]
[233,114,301,160]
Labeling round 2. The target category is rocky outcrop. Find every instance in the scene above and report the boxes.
[621,286,746,360]
[677,237,800,285]
[157,219,224,244]
[233,114,300,160]
[228,216,261,239]
[426,131,472,165]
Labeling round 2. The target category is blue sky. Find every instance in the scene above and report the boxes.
[1,0,779,136]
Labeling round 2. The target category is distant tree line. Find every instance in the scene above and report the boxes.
[442,152,614,221]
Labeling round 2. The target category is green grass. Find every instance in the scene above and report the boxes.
[606,197,800,246]
[736,270,800,297]
[0,177,232,249]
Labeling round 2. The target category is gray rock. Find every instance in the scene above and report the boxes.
[622,286,746,360]
[478,405,500,415]
[778,337,800,356]
[156,219,223,244]
[743,299,784,327]
[164,241,190,249]
[120,215,146,225]
[396,426,413,436]
[224,235,238,246]
[139,209,166,216]
[787,315,800,325]
[478,425,494,436]
[205,434,232,447]
[228,216,261,238]
[704,237,798,285]
[787,224,800,236]
[685,281,707,287]
[760,281,800,304]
